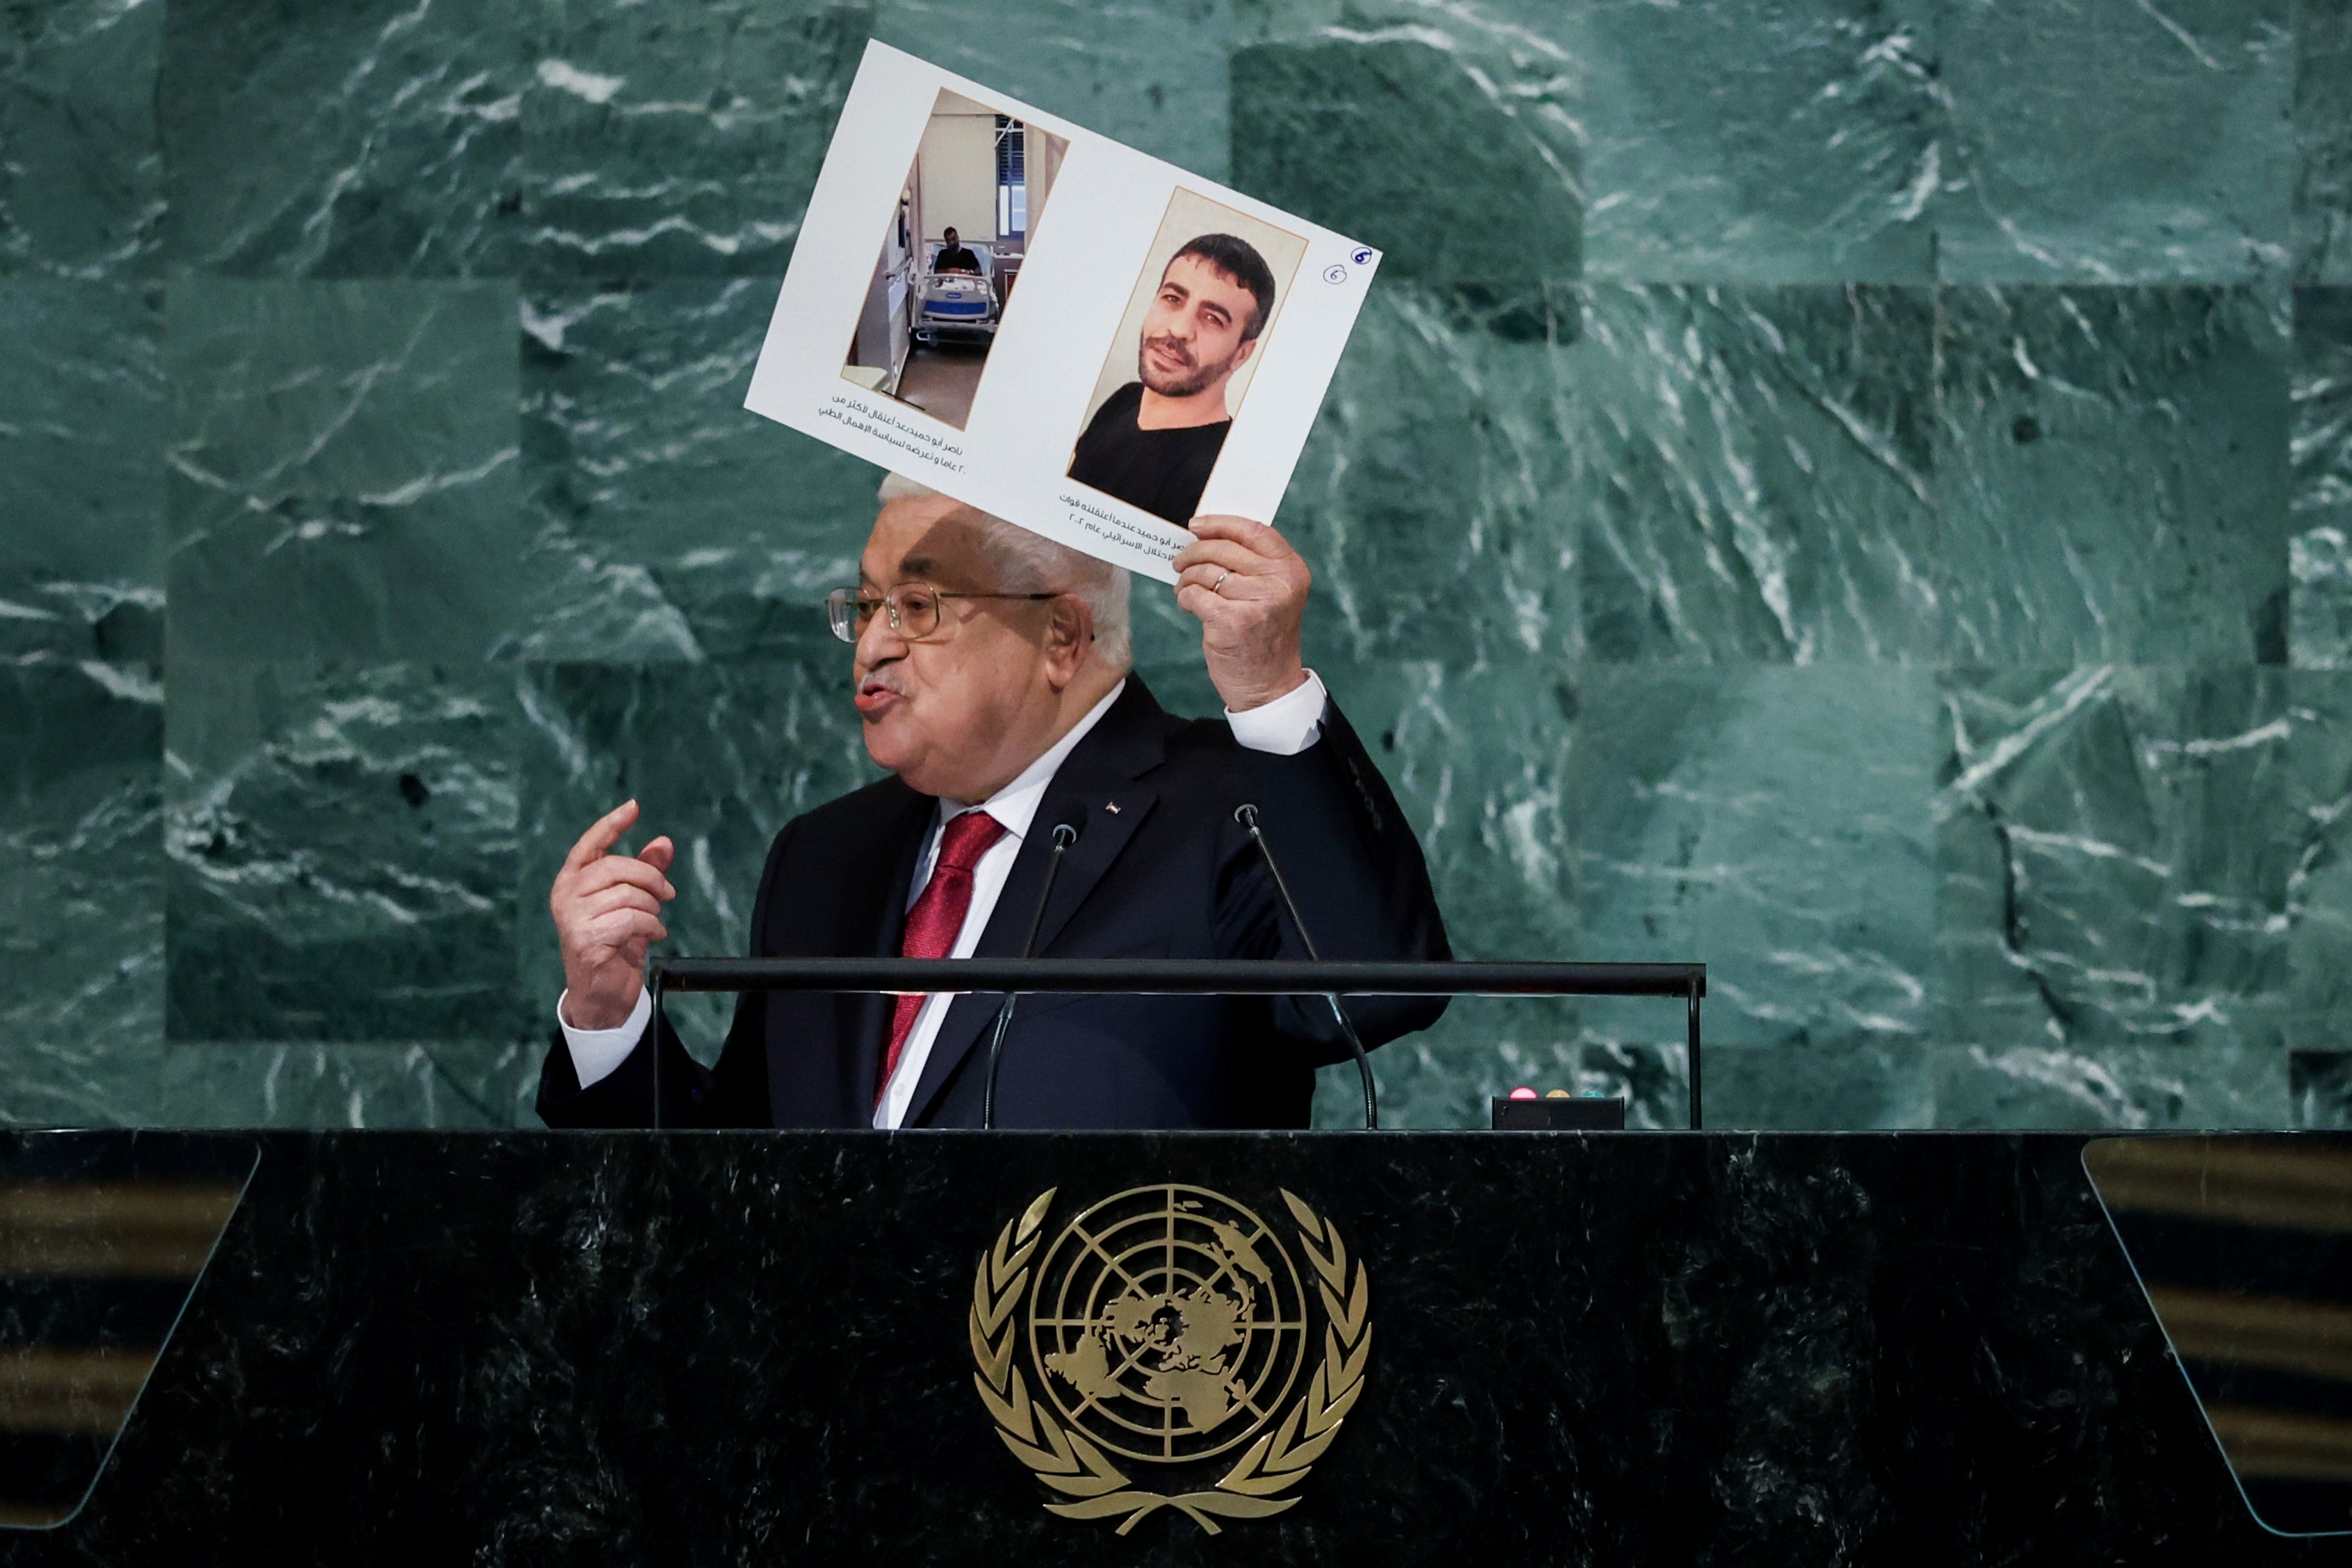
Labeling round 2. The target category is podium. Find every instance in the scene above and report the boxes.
[0,1126,2338,1563]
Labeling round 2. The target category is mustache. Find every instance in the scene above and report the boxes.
[859,667,909,697]
[1141,333,1196,369]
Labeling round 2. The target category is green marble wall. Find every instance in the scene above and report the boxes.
[3,0,2349,1131]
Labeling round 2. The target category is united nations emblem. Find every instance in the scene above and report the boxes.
[969,1184,1371,1535]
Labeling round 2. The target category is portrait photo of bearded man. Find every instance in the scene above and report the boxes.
[1066,231,1277,525]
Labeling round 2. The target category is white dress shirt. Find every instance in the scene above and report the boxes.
[559,670,1330,1126]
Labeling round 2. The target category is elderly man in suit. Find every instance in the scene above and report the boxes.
[537,476,1448,1129]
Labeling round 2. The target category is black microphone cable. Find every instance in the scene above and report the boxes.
[981,801,1087,1129]
[1235,803,1380,1130]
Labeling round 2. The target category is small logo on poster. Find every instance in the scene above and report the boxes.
[1322,264,1348,284]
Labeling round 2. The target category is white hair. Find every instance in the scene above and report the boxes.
[876,473,1132,671]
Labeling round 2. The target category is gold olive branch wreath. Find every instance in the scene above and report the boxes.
[969,1187,1372,1537]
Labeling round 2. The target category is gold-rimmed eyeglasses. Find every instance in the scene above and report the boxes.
[826,584,1065,644]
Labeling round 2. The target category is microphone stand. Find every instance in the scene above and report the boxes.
[981,821,1079,1129]
[648,963,664,1129]
[1236,804,1380,1131]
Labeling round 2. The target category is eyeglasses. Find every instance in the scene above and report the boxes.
[826,584,1066,644]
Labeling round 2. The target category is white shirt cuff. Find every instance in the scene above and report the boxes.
[1224,669,1328,757]
[558,987,651,1089]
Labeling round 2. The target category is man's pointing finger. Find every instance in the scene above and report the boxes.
[562,799,640,873]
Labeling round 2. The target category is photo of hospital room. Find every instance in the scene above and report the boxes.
[841,90,1067,431]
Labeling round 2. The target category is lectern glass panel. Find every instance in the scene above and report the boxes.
[0,1132,257,1529]
[2084,1134,2352,1538]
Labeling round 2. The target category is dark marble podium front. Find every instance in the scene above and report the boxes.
[0,1130,2331,1565]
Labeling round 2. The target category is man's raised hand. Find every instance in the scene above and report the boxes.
[550,799,676,1032]
[1172,514,1312,712]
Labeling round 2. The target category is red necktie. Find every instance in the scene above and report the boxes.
[877,810,1006,1106]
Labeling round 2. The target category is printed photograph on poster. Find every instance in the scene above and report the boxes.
[1065,190,1307,525]
[745,42,1382,584]
[841,89,1070,432]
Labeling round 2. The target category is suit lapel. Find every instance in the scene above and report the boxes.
[900,680,1170,1127]
[793,785,931,1126]
[1017,785,1158,961]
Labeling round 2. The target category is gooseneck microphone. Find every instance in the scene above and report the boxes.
[1235,803,1380,1131]
[981,801,1088,1129]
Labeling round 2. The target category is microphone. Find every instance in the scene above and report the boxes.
[981,801,1088,1128]
[1235,803,1380,1131]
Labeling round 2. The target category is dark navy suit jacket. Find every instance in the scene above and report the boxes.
[534,678,1450,1130]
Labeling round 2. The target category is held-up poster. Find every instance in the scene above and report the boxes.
[743,41,1382,584]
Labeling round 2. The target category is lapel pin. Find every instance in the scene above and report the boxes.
[1104,801,1120,815]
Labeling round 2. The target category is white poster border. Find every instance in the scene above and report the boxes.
[744,41,1381,585]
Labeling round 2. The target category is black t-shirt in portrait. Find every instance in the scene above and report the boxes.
[1067,382,1230,525]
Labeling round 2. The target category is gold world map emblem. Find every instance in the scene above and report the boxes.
[969,1184,1371,1535]
[1033,1186,1308,1463]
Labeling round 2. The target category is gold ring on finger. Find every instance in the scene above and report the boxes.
[1211,569,1231,595]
